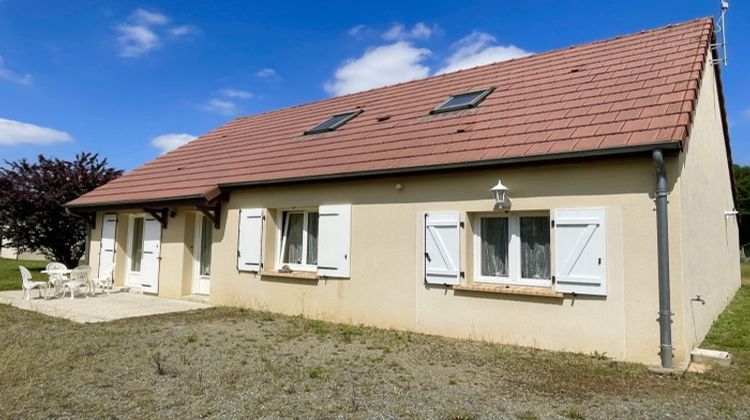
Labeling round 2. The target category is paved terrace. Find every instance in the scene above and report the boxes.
[0,290,211,323]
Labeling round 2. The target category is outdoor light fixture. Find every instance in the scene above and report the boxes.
[725,209,739,217]
[490,179,511,209]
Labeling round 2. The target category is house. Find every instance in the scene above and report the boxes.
[1,234,45,261]
[67,18,739,368]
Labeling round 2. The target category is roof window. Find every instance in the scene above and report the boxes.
[304,110,362,135]
[431,88,494,114]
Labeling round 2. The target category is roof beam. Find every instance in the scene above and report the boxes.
[144,207,171,229]
[81,212,96,229]
[197,201,221,229]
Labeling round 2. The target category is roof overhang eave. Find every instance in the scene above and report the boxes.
[65,193,213,213]
[219,141,683,190]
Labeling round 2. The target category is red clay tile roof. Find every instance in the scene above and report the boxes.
[69,18,713,207]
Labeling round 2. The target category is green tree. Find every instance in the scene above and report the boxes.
[0,153,122,267]
[733,164,750,245]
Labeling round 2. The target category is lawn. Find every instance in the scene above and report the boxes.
[0,287,748,418]
[0,260,748,417]
[0,257,47,291]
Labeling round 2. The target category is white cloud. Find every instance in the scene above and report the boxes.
[202,98,237,115]
[219,88,253,99]
[0,118,72,146]
[324,42,430,96]
[382,22,436,41]
[169,25,200,37]
[117,24,160,57]
[116,9,197,58]
[255,68,277,79]
[436,31,531,74]
[0,56,32,86]
[347,24,368,37]
[151,133,196,153]
[132,9,169,25]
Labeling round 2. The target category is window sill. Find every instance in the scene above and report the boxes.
[453,283,563,298]
[260,270,319,281]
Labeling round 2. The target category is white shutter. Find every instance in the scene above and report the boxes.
[237,208,264,272]
[317,204,351,278]
[554,208,606,295]
[98,214,117,278]
[424,212,461,285]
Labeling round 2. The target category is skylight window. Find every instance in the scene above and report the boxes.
[304,110,362,135]
[431,88,494,114]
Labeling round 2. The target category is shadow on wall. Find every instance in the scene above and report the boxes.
[222,154,667,208]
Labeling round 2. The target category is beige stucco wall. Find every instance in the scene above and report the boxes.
[199,157,684,365]
[87,213,103,277]
[675,58,741,352]
[89,154,694,365]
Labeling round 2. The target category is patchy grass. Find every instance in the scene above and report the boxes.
[704,286,750,351]
[0,257,47,291]
[0,292,748,419]
[701,285,750,386]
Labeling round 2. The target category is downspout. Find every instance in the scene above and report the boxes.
[652,149,673,368]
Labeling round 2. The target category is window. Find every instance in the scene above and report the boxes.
[280,210,319,269]
[520,216,551,280]
[431,88,494,114]
[130,217,144,272]
[474,214,551,287]
[480,217,509,278]
[199,215,213,276]
[304,110,362,135]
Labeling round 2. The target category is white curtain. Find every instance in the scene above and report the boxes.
[130,217,144,272]
[199,216,213,276]
[481,218,508,277]
[283,213,304,264]
[520,217,550,279]
[306,212,319,265]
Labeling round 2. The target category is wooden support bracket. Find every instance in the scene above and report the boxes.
[82,212,96,229]
[197,201,221,229]
[144,207,170,229]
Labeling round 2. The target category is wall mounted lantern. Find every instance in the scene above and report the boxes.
[491,179,511,209]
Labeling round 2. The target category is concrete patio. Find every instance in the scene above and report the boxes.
[0,290,212,323]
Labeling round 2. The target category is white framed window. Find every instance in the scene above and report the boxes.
[129,216,145,273]
[473,213,551,287]
[278,210,319,271]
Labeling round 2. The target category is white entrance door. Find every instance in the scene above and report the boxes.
[98,214,117,279]
[193,215,212,295]
[127,216,161,293]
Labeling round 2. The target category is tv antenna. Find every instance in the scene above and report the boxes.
[711,1,729,66]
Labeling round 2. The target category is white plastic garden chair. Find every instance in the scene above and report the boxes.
[92,264,115,296]
[19,266,49,301]
[45,262,69,297]
[63,265,91,300]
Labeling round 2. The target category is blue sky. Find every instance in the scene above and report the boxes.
[0,0,747,170]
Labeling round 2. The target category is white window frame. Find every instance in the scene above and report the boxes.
[276,208,318,272]
[473,212,552,288]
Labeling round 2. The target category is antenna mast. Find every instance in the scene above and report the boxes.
[711,1,729,66]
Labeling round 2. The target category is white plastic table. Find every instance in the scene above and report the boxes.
[41,269,73,275]
[41,269,73,298]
